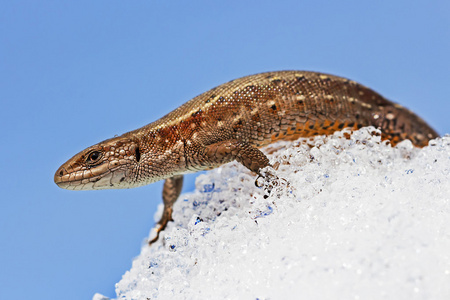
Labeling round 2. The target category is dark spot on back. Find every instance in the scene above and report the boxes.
[271,104,277,110]
[191,109,202,117]
[271,79,282,84]
[251,114,260,122]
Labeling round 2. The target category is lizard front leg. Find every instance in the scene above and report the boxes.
[203,139,271,174]
[203,140,278,196]
[149,174,184,245]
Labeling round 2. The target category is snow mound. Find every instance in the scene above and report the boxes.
[100,127,450,300]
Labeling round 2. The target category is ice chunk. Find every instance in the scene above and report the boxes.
[101,128,450,300]
[92,293,109,300]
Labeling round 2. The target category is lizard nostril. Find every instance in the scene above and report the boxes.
[55,167,67,179]
[54,167,68,185]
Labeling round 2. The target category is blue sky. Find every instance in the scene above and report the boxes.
[1,1,449,299]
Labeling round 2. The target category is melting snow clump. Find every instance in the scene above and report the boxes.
[96,128,450,300]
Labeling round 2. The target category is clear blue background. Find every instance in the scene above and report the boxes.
[1,1,449,299]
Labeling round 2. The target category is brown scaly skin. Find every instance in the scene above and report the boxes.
[54,71,438,244]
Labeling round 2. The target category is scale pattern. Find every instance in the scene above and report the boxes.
[136,71,436,144]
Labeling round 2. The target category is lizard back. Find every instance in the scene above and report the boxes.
[130,71,437,149]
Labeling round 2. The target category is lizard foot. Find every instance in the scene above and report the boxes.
[148,207,174,245]
[149,175,183,246]
[254,167,279,199]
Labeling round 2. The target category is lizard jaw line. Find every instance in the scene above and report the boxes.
[54,166,129,190]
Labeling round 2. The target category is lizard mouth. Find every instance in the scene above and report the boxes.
[54,166,129,190]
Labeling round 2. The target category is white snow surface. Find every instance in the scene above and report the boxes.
[97,128,450,300]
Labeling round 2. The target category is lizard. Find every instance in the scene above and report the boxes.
[54,71,438,244]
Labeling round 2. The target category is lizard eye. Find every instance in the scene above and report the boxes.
[86,150,103,164]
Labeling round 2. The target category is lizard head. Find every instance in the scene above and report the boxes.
[54,136,141,190]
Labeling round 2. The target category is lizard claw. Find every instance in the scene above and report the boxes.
[255,162,280,187]
[148,207,174,245]
[255,174,265,187]
[254,167,279,198]
[148,225,162,245]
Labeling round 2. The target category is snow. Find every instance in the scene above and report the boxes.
[96,127,450,300]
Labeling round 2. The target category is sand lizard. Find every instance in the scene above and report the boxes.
[54,71,438,244]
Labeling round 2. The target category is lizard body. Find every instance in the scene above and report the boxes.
[54,71,438,243]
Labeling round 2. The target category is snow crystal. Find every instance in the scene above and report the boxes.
[96,127,450,300]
